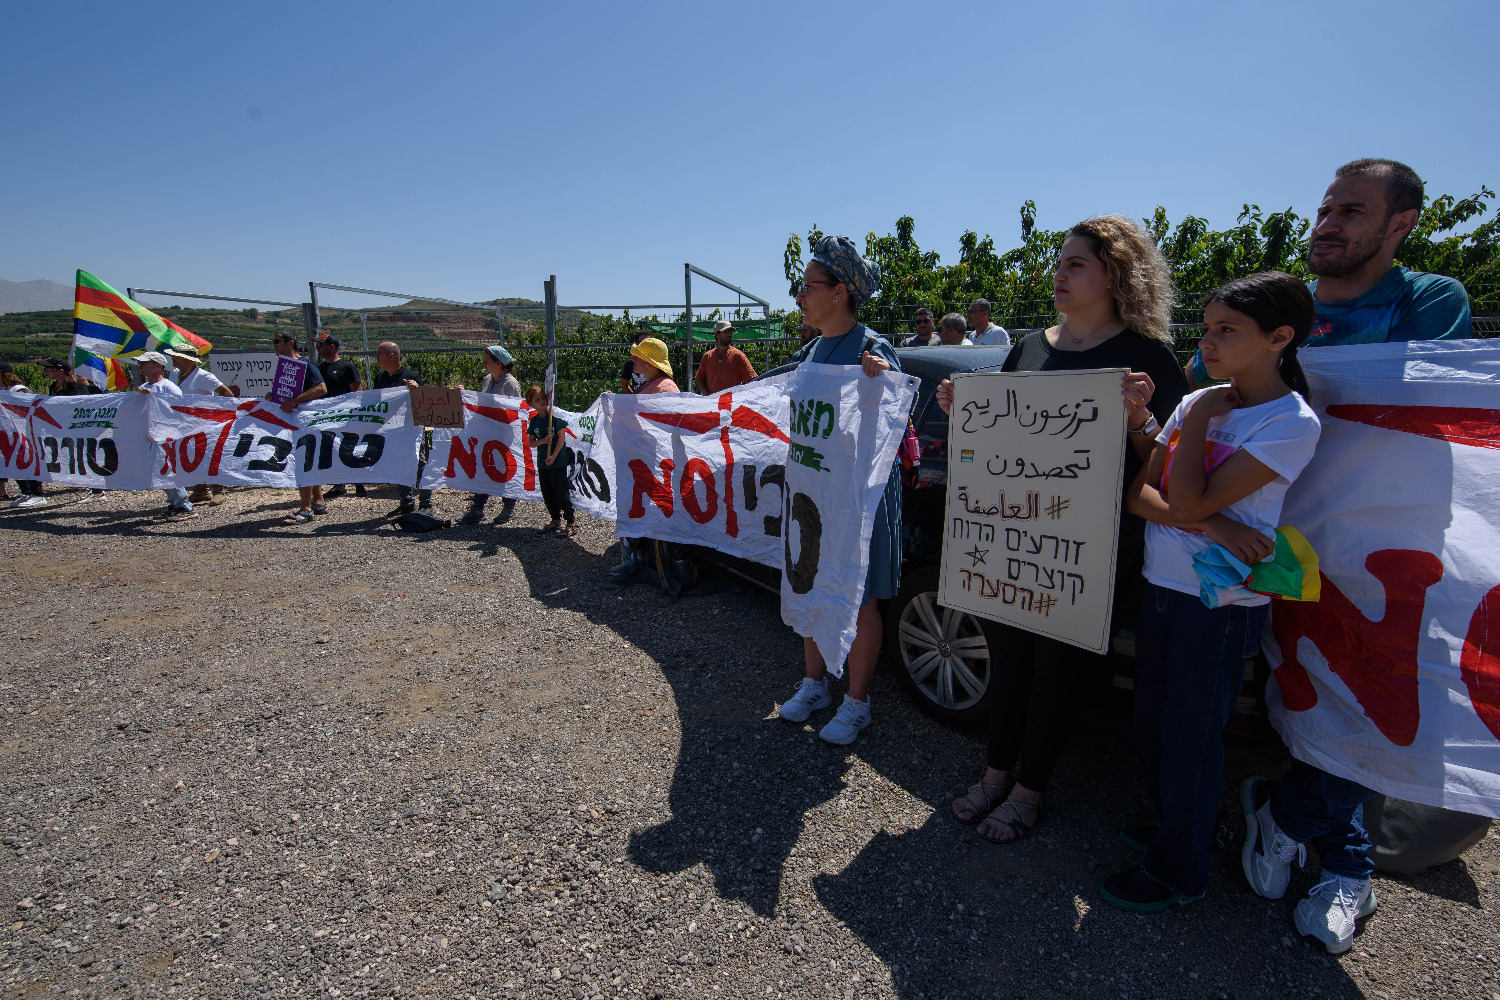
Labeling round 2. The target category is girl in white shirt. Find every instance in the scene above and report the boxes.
[1101,271,1321,912]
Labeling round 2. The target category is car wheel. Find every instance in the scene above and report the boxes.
[883,567,995,729]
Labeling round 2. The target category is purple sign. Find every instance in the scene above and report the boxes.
[267,357,307,404]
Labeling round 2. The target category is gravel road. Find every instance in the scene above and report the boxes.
[2,485,1497,1000]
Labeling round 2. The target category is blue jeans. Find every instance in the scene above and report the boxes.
[164,487,193,512]
[1270,759,1377,880]
[1135,582,1268,898]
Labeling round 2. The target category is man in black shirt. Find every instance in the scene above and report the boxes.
[316,334,365,500]
[373,341,431,516]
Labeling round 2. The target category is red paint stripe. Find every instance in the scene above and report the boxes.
[730,405,790,442]
[642,410,720,434]
[1327,404,1500,450]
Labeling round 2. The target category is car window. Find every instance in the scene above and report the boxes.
[914,392,949,485]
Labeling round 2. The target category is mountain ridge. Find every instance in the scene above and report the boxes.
[0,278,72,314]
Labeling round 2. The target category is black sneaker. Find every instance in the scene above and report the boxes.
[1099,866,1190,913]
[354,485,368,497]
[1119,823,1225,868]
[387,501,417,518]
[459,503,487,525]
[323,484,348,499]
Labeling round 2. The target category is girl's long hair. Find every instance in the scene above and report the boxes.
[1066,215,1176,343]
[1203,271,1316,400]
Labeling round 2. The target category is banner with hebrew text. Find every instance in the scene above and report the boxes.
[1265,341,1500,818]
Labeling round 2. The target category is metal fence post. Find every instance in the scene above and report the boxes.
[495,306,505,347]
[307,282,321,346]
[683,263,693,392]
[544,276,557,376]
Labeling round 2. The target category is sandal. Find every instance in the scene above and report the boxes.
[977,798,1042,844]
[311,503,329,515]
[539,521,561,534]
[557,523,577,538]
[283,509,314,524]
[952,776,1013,826]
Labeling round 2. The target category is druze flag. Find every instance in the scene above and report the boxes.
[1264,340,1500,819]
[72,270,211,361]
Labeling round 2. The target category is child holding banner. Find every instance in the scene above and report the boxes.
[526,385,575,537]
[1100,272,1322,916]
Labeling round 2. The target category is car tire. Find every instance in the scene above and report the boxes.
[883,566,997,729]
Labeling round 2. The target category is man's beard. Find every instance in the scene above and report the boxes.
[1308,228,1385,277]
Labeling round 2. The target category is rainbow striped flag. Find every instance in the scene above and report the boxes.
[71,347,131,391]
[72,269,211,360]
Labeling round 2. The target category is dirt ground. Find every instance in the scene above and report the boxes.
[2,484,1497,1000]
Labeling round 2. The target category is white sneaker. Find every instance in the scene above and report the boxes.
[818,695,871,746]
[1294,872,1377,954]
[11,495,46,508]
[74,491,101,505]
[777,677,831,723]
[1240,775,1306,899]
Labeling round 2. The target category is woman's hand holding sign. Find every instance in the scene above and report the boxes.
[861,350,890,378]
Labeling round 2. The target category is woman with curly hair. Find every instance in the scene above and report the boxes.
[936,214,1189,843]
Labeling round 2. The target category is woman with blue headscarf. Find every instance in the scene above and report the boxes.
[775,236,903,746]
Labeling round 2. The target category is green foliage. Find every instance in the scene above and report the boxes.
[783,190,1500,337]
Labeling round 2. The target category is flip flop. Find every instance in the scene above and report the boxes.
[283,510,314,524]
[311,504,329,515]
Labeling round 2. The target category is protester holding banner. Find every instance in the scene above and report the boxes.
[373,341,432,517]
[165,345,233,507]
[33,356,109,507]
[271,335,329,524]
[525,385,575,537]
[629,338,681,395]
[1232,161,1477,955]
[1096,271,1321,913]
[459,345,523,525]
[1185,159,1471,389]
[937,215,1186,841]
[0,364,33,503]
[619,327,654,394]
[774,235,903,747]
[133,352,198,522]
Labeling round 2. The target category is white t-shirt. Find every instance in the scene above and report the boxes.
[178,367,225,395]
[971,322,1011,347]
[1143,388,1321,606]
[139,378,183,396]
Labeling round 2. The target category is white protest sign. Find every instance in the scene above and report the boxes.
[209,351,279,398]
[419,392,618,522]
[1264,341,1500,818]
[609,375,792,566]
[29,392,155,490]
[557,397,617,523]
[147,394,300,489]
[291,388,422,487]
[779,363,917,675]
[0,396,39,478]
[938,369,1127,654]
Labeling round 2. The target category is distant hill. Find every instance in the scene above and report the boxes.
[0,279,72,314]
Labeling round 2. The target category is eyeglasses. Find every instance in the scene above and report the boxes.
[914,317,933,325]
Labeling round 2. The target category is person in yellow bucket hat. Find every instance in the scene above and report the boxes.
[627,337,680,394]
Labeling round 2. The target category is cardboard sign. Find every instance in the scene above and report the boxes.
[267,357,308,404]
[208,351,279,398]
[938,369,1127,654]
[410,386,465,428]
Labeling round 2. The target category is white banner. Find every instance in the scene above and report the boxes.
[938,369,1127,654]
[1265,340,1500,818]
[779,364,918,675]
[418,392,618,522]
[0,395,39,478]
[289,389,422,487]
[148,394,299,489]
[29,392,155,490]
[208,351,279,398]
[608,377,792,566]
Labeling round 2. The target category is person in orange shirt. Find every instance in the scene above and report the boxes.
[695,320,757,394]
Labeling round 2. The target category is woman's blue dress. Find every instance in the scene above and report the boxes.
[799,326,903,603]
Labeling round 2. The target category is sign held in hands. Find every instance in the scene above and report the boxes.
[938,369,1128,653]
[409,386,465,428]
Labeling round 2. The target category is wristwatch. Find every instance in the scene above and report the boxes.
[1127,414,1160,437]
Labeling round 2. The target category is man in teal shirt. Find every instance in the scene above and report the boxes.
[1189,159,1471,385]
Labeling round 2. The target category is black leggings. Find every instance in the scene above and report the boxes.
[986,625,1101,793]
[537,467,574,523]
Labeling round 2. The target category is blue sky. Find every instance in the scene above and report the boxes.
[3,0,1495,316]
